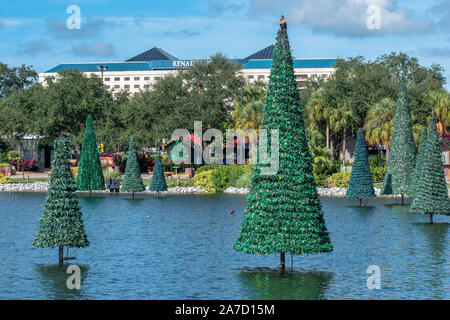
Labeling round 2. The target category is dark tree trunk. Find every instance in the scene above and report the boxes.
[132,192,135,200]
[59,246,64,266]
[326,120,330,150]
[386,146,390,164]
[342,128,347,166]
[429,213,433,224]
[401,194,404,205]
[278,252,285,273]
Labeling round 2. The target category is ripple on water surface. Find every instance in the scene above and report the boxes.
[0,193,449,299]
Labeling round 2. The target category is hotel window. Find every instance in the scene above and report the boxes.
[144,77,150,81]
[124,85,130,89]
[104,77,110,81]
[134,77,140,81]
[154,76,161,81]
[310,74,317,79]
[248,75,254,79]
[124,77,130,81]
[296,74,307,81]
[114,85,120,88]
[144,84,150,89]
[258,75,265,80]
[134,84,140,89]
[114,77,120,81]
[321,74,328,79]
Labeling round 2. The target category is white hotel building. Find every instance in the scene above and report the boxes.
[39,46,336,93]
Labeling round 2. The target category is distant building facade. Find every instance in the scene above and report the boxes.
[39,45,336,93]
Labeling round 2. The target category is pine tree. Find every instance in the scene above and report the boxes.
[407,128,427,198]
[233,23,333,272]
[33,139,89,265]
[381,85,416,204]
[345,128,375,205]
[410,111,450,223]
[149,155,168,192]
[77,114,105,194]
[122,135,145,198]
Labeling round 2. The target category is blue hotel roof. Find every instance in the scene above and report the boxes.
[43,46,337,73]
[45,58,337,73]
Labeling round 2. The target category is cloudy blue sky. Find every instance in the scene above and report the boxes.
[1,0,449,88]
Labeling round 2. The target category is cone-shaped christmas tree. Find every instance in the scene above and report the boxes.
[381,85,416,204]
[33,139,89,265]
[122,135,145,199]
[149,155,168,192]
[407,128,428,198]
[410,111,450,223]
[77,115,105,194]
[345,128,375,205]
[233,22,332,271]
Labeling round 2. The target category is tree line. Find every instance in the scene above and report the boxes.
[0,52,448,161]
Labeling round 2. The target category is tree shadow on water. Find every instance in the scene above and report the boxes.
[34,264,89,300]
[237,267,333,300]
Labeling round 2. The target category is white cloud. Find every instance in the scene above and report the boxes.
[249,0,431,37]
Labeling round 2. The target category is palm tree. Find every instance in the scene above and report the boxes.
[427,91,450,135]
[364,98,395,162]
[306,89,332,150]
[329,104,354,165]
[232,83,266,132]
[238,100,263,132]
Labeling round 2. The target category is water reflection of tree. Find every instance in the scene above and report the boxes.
[34,264,89,300]
[238,268,332,300]
[414,222,449,298]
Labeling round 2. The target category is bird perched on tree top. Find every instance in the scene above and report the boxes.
[280,15,287,30]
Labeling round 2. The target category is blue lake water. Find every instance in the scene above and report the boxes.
[0,192,449,300]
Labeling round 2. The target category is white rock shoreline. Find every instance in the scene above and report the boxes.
[2,182,437,197]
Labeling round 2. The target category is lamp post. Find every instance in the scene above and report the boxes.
[96,65,108,82]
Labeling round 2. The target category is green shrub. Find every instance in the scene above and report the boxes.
[7,151,20,161]
[314,173,329,187]
[370,166,386,182]
[234,170,252,188]
[196,164,219,174]
[211,165,242,192]
[329,172,351,188]
[103,166,121,179]
[193,170,216,192]
[0,173,12,183]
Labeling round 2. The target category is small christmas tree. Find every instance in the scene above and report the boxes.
[122,135,145,199]
[345,128,375,205]
[33,139,89,265]
[149,155,168,192]
[407,128,427,198]
[381,84,416,204]
[233,20,333,272]
[77,115,105,194]
[410,111,450,223]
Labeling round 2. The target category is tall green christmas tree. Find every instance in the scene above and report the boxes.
[410,111,450,223]
[77,114,105,194]
[33,139,89,265]
[407,128,428,198]
[233,21,333,272]
[381,84,416,204]
[149,155,168,192]
[122,135,145,199]
[345,128,375,205]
